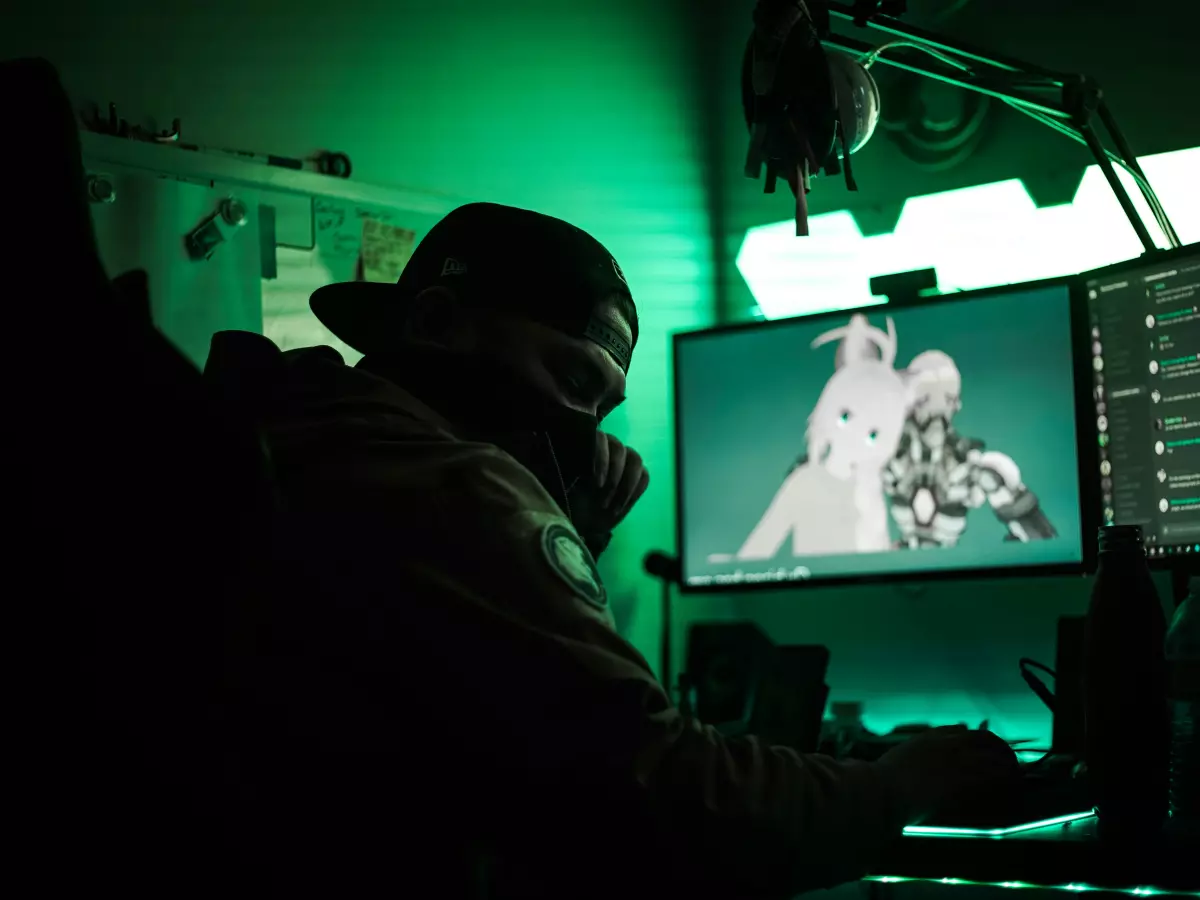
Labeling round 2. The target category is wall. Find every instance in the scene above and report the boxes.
[4,0,714,673]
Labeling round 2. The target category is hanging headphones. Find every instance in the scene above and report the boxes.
[742,0,880,235]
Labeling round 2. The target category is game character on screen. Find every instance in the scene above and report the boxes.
[726,314,910,560]
[881,350,1058,548]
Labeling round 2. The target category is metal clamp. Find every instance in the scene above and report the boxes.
[186,195,250,261]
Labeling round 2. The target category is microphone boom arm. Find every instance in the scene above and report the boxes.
[818,1,1178,253]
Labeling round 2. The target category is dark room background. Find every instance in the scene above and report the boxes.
[7,0,1198,838]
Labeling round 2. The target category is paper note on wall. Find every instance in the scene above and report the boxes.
[314,198,358,261]
[360,218,416,284]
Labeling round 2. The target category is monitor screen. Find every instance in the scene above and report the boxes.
[674,281,1088,589]
[1083,244,1200,561]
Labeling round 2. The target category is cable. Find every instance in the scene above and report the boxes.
[1020,657,1056,678]
[859,41,1181,249]
[1019,657,1057,714]
[866,42,991,171]
[860,40,975,75]
[1009,103,1177,246]
[859,42,1177,245]
[1004,102,1180,248]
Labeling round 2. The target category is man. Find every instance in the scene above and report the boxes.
[238,203,1018,899]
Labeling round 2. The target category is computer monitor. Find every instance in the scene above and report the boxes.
[673,278,1095,590]
[1082,244,1200,562]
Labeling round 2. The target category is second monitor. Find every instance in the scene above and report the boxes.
[674,278,1092,589]
[1084,243,1200,561]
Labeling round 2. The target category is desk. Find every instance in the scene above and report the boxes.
[869,815,1200,897]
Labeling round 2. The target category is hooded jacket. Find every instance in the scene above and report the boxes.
[223,339,911,900]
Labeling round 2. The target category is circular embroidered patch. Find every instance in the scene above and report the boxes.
[541,522,607,610]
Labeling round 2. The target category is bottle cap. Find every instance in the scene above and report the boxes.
[1097,524,1144,553]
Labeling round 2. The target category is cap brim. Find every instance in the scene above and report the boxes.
[309,282,410,357]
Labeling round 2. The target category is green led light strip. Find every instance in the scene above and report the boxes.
[904,810,1096,838]
[864,875,1199,897]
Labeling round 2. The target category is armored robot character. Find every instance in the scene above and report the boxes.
[882,350,1057,548]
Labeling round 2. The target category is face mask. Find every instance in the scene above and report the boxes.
[469,361,600,499]
[364,348,600,513]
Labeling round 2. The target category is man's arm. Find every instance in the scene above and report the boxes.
[565,483,615,559]
[406,444,910,896]
[291,436,912,898]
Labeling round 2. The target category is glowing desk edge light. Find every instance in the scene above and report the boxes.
[865,875,1199,898]
[903,810,1097,838]
[875,813,1199,897]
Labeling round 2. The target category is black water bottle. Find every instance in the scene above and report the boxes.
[1084,525,1169,841]
[1166,577,1200,835]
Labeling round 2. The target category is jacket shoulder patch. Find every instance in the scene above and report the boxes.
[540,522,607,610]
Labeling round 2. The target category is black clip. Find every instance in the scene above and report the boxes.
[850,0,906,27]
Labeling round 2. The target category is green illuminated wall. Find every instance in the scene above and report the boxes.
[4,0,713,674]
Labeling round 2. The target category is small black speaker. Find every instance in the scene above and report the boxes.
[748,645,831,752]
[684,623,775,731]
[684,625,831,751]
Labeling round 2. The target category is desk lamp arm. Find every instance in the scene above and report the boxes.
[820,1,1180,254]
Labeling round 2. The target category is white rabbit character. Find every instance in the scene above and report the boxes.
[729,314,910,560]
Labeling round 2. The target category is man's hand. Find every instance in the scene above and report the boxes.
[591,432,650,529]
[876,725,1020,825]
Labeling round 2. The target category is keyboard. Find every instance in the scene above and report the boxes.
[914,762,1094,835]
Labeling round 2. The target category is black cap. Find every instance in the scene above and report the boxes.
[310,202,638,372]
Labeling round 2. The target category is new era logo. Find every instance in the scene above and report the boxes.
[442,257,468,276]
[612,258,627,285]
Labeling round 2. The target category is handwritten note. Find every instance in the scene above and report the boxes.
[360,217,416,283]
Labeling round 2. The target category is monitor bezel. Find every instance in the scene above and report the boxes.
[1079,243,1200,570]
[671,275,1100,594]
[1080,243,1200,288]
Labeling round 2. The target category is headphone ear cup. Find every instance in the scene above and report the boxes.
[741,27,839,179]
[780,34,839,169]
[827,51,881,158]
[741,36,756,132]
